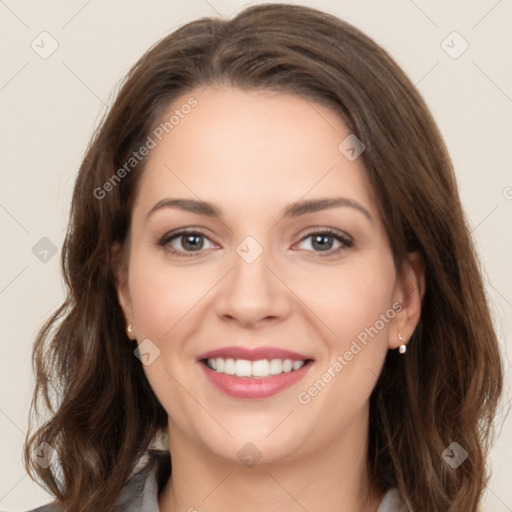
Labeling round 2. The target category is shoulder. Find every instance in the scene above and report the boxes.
[9,501,60,512]
[7,505,58,512]
[18,449,171,512]
[377,488,411,512]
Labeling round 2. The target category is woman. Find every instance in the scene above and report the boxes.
[23,3,503,511]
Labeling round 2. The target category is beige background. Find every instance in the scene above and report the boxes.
[1,0,511,510]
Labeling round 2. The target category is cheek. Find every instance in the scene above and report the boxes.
[299,252,396,401]
[126,251,200,417]
[320,257,396,389]
[291,258,397,454]
[336,269,395,340]
[297,253,397,348]
[127,251,201,340]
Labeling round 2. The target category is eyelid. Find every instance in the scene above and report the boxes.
[296,226,353,243]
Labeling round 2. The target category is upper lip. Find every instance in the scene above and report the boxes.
[197,346,313,362]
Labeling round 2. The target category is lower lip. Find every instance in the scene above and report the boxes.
[199,361,313,399]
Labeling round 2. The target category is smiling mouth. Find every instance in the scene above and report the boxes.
[201,357,314,378]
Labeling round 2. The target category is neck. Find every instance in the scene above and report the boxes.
[159,407,383,512]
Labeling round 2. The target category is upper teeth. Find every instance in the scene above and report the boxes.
[206,358,305,378]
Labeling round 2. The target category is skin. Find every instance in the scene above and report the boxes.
[115,86,424,512]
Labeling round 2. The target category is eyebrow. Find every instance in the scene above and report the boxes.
[145,196,373,223]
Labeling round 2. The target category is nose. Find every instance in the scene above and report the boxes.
[214,241,292,329]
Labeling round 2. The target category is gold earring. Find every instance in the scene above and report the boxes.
[126,323,133,339]
[398,333,406,354]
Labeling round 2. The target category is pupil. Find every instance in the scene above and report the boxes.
[313,234,333,251]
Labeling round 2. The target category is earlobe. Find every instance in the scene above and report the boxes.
[389,251,425,350]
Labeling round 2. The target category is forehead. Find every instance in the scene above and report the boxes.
[132,86,376,221]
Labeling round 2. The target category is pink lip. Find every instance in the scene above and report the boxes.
[196,346,312,362]
[199,360,313,399]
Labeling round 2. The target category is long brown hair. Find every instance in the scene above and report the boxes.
[24,4,503,511]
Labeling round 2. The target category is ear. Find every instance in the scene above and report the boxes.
[111,241,135,338]
[388,251,425,349]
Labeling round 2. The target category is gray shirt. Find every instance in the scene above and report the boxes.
[23,450,409,511]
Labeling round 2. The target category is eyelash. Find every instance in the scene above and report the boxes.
[156,227,354,258]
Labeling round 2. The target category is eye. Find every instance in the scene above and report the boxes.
[295,228,353,256]
[157,228,215,256]
[157,227,353,258]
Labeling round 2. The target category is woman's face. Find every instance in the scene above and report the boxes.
[116,86,421,465]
